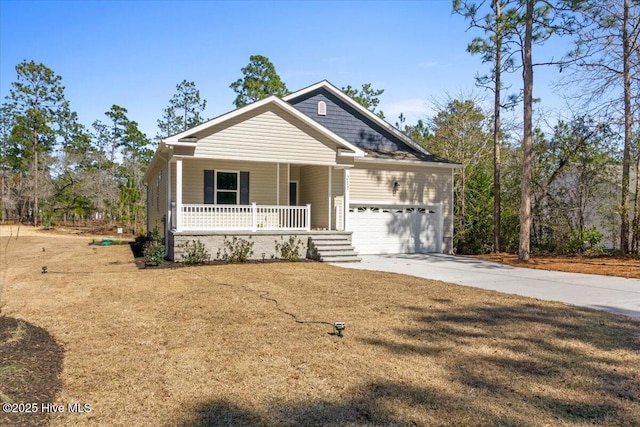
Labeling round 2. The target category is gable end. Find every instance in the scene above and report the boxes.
[288,88,450,163]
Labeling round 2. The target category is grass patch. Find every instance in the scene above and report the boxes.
[4,320,27,344]
[0,365,22,402]
[0,365,23,378]
[1,227,639,426]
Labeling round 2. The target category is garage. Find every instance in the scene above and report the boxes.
[348,204,443,255]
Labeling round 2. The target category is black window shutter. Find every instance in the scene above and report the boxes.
[240,171,250,205]
[204,170,214,204]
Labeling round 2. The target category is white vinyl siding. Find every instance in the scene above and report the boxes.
[299,165,329,229]
[194,105,339,165]
[331,168,345,199]
[350,163,451,202]
[146,167,166,232]
[176,159,276,205]
[278,164,288,205]
[171,162,176,204]
[331,168,345,230]
[290,166,301,181]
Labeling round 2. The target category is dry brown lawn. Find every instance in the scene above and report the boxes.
[1,226,639,426]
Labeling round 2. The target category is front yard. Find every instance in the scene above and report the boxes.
[1,227,639,426]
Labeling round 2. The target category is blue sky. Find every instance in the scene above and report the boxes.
[0,0,571,140]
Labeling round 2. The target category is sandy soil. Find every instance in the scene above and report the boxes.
[470,252,640,278]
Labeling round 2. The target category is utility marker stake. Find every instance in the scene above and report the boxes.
[334,321,345,337]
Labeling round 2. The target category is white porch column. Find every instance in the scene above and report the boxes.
[328,166,332,230]
[251,202,257,232]
[166,157,172,232]
[344,168,350,231]
[276,163,280,205]
[175,159,183,232]
[287,164,291,204]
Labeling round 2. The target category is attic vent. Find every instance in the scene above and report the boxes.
[317,101,327,116]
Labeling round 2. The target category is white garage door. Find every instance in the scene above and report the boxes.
[348,205,443,255]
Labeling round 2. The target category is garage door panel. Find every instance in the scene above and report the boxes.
[416,214,438,253]
[349,206,441,255]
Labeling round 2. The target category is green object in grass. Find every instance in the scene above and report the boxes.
[100,239,113,246]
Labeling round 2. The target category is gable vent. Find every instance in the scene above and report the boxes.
[317,101,327,116]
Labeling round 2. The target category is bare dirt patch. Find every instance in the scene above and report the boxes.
[469,253,640,278]
[0,318,64,427]
[1,227,639,426]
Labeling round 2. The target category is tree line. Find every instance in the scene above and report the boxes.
[445,0,639,258]
[0,62,207,233]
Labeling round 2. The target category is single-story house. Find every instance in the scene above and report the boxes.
[143,80,461,262]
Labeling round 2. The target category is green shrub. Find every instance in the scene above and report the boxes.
[275,235,304,261]
[144,243,166,266]
[565,226,603,255]
[216,236,254,263]
[180,240,210,265]
[144,223,165,266]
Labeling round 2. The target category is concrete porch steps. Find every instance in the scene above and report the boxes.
[308,234,361,263]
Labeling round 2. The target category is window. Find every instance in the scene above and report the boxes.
[317,100,327,116]
[216,171,238,204]
[204,170,250,205]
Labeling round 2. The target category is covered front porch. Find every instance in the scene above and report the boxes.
[177,203,311,231]
[157,158,352,235]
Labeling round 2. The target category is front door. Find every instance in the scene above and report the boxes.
[289,182,298,205]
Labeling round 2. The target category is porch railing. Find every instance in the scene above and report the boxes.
[179,203,311,232]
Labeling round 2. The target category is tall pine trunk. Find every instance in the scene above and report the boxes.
[33,130,39,227]
[519,0,534,261]
[493,0,502,253]
[620,0,632,253]
[631,155,639,253]
[1,168,5,222]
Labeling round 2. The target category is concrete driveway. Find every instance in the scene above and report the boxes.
[335,254,640,318]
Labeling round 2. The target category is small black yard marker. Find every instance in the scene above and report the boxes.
[334,321,345,337]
